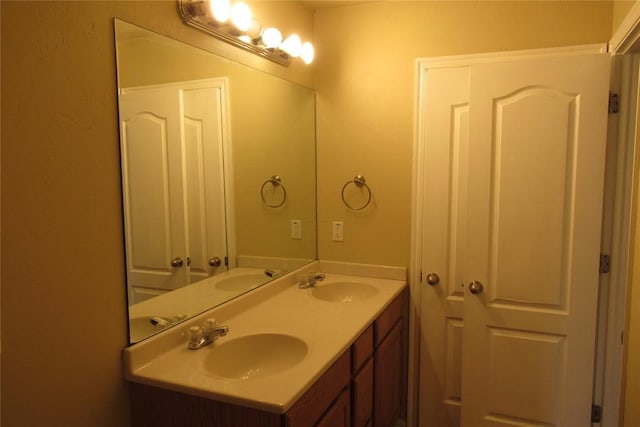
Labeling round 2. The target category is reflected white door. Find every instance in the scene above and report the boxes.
[119,79,229,303]
[183,87,228,282]
[119,88,188,294]
[418,48,610,426]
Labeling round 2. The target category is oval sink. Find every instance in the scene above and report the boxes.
[311,281,378,303]
[203,334,307,380]
[215,273,266,292]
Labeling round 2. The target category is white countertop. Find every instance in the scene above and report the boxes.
[123,261,407,413]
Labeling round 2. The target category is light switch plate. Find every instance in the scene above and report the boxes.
[332,221,344,241]
[291,220,302,239]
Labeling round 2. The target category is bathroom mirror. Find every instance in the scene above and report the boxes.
[115,20,316,343]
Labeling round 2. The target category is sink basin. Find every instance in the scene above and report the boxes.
[311,281,378,303]
[215,273,266,292]
[203,334,307,379]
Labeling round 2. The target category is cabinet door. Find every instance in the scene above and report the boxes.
[374,321,404,427]
[317,388,351,427]
[353,357,373,427]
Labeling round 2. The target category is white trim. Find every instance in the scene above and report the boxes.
[415,43,606,70]
[409,44,612,427]
[407,59,428,427]
[600,54,639,427]
[120,77,228,94]
[610,2,640,54]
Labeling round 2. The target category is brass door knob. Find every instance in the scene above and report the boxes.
[426,273,440,286]
[469,281,484,295]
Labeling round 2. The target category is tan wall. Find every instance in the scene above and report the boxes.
[0,1,312,426]
[613,0,637,35]
[314,1,612,267]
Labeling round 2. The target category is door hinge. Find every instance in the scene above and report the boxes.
[419,271,423,283]
[609,93,619,114]
[224,256,228,267]
[599,254,611,274]
[591,404,602,423]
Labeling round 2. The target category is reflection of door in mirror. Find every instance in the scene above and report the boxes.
[119,78,231,304]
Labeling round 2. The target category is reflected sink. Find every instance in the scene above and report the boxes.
[215,273,265,292]
[311,281,378,303]
[203,334,307,379]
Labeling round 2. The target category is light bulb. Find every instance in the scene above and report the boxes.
[209,0,230,23]
[262,27,282,48]
[230,2,252,32]
[238,35,252,44]
[300,42,314,64]
[246,18,262,39]
[281,34,302,57]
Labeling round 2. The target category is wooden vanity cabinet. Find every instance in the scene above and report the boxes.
[129,288,407,427]
[351,326,374,427]
[373,289,407,427]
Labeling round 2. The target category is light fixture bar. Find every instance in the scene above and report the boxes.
[178,0,292,66]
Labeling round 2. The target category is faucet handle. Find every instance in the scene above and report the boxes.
[203,318,218,334]
[189,325,204,345]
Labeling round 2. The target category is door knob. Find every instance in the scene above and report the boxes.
[171,257,184,268]
[469,281,484,295]
[425,273,440,286]
[208,257,222,267]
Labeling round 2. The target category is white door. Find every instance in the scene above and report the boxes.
[182,87,229,282]
[119,79,230,303]
[417,47,610,426]
[119,88,188,294]
[418,66,470,426]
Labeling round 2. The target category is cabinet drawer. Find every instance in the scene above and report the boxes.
[374,288,406,347]
[286,351,350,426]
[352,325,373,373]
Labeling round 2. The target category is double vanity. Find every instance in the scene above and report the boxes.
[123,261,408,426]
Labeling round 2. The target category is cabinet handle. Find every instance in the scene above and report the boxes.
[171,257,184,268]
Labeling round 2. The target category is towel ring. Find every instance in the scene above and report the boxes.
[261,175,287,208]
[341,175,372,210]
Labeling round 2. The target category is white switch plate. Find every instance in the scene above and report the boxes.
[332,221,344,241]
[291,219,302,239]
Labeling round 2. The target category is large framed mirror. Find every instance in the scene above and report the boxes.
[114,19,317,343]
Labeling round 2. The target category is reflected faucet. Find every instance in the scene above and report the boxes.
[264,269,284,278]
[188,318,229,350]
[299,272,326,289]
[149,314,187,331]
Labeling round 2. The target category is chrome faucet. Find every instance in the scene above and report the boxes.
[188,318,229,350]
[299,272,326,289]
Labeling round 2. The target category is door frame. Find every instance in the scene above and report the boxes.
[408,43,618,426]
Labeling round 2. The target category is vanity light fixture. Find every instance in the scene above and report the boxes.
[178,0,314,66]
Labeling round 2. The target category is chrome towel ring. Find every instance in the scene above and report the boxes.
[341,175,372,210]
[260,175,287,208]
